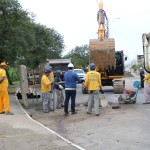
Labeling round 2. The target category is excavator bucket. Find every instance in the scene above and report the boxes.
[89,38,116,69]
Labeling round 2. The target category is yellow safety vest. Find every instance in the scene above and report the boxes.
[144,73,150,84]
[41,74,51,92]
[84,71,101,91]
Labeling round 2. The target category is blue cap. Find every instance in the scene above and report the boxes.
[45,67,51,73]
[90,63,95,69]
[56,70,61,75]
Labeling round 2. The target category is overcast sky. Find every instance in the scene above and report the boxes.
[19,0,150,62]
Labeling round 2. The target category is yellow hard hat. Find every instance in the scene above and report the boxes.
[0,62,7,66]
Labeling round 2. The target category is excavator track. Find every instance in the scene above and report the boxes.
[113,80,125,94]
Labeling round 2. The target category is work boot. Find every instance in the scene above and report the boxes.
[5,112,14,115]
[71,111,77,115]
[95,114,100,117]
[0,111,5,114]
[64,112,69,116]
[86,111,92,114]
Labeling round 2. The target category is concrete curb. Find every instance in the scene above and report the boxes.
[14,96,85,150]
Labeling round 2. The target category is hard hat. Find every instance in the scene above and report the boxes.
[68,63,74,68]
[90,63,95,69]
[0,62,7,66]
[140,67,143,69]
[56,70,61,75]
[45,67,51,73]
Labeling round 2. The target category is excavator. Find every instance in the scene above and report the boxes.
[83,1,126,94]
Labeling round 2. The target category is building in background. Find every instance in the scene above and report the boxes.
[137,55,144,65]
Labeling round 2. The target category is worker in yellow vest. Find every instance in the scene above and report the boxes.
[49,66,54,82]
[41,67,52,113]
[0,62,14,115]
[84,63,102,116]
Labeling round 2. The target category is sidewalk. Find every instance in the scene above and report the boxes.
[0,95,84,150]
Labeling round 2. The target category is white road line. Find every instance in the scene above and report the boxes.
[14,96,85,150]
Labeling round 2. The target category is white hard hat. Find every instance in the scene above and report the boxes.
[140,67,143,69]
[68,63,74,68]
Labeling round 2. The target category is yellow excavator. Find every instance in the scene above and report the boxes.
[84,1,126,94]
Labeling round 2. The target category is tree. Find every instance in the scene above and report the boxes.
[63,45,89,69]
[18,23,64,69]
[0,0,65,68]
[0,0,33,65]
[0,0,65,83]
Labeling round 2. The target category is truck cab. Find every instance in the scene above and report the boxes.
[47,58,71,81]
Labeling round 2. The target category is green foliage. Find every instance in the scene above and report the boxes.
[8,67,19,82]
[131,64,143,72]
[0,0,32,65]
[0,0,64,69]
[63,45,89,69]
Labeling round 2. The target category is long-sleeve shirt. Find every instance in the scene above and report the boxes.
[0,68,8,88]
[144,73,150,84]
[41,74,51,92]
[49,71,54,82]
[64,70,81,90]
[54,76,62,91]
[84,71,101,91]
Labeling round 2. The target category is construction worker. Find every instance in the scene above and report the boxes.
[97,2,108,38]
[41,67,52,113]
[140,67,145,88]
[84,63,102,116]
[64,63,81,116]
[54,70,64,109]
[49,66,54,83]
[143,73,150,104]
[0,62,14,115]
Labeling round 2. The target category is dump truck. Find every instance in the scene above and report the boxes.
[46,58,71,80]
[85,1,126,94]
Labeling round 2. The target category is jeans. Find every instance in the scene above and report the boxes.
[64,90,76,113]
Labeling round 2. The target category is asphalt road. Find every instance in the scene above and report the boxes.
[25,75,150,150]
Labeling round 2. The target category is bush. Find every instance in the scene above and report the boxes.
[8,67,19,82]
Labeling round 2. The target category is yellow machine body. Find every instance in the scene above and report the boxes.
[88,1,125,93]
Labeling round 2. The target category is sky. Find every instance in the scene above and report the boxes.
[18,0,150,62]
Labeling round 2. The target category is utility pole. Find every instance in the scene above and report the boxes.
[19,65,28,108]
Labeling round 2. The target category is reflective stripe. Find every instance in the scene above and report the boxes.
[65,88,76,90]
[88,78,99,81]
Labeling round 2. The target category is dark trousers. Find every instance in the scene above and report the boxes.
[64,90,76,113]
[141,78,144,88]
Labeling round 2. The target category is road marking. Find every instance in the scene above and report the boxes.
[14,96,85,150]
